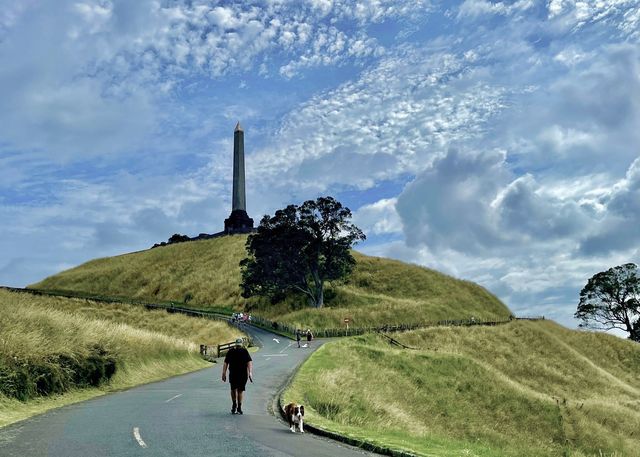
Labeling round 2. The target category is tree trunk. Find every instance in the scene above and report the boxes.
[316,282,324,308]
[311,268,323,308]
[624,312,634,339]
[630,320,640,342]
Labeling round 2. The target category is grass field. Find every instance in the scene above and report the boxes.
[283,320,640,457]
[14,236,640,455]
[0,288,242,427]
[30,235,511,328]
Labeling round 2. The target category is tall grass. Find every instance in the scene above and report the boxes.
[0,289,242,427]
[31,236,511,328]
[284,320,640,457]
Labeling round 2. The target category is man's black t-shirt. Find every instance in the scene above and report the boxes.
[224,346,252,374]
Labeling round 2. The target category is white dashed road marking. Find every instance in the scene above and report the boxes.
[165,394,182,403]
[133,427,147,448]
[279,342,294,353]
[272,338,280,344]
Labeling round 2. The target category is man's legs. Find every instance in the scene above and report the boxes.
[236,390,244,414]
[230,389,238,413]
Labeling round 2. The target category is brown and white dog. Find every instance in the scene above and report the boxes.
[284,402,305,433]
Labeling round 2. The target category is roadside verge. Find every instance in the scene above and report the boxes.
[274,341,418,457]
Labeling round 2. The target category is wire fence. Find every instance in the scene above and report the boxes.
[246,314,545,339]
[2,286,545,345]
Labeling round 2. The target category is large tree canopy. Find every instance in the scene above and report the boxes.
[240,196,365,308]
[575,263,640,342]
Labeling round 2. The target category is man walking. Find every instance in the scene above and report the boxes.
[222,338,253,414]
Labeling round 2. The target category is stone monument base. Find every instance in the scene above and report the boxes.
[224,210,254,234]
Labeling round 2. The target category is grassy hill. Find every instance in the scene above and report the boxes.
[283,320,640,457]
[16,237,640,456]
[0,288,242,427]
[30,235,511,328]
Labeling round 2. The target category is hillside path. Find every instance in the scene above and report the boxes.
[0,325,375,457]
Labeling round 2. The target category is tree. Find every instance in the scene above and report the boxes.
[168,233,190,244]
[575,263,640,342]
[240,196,366,308]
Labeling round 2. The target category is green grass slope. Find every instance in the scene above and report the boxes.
[284,320,640,457]
[0,288,242,427]
[30,235,511,328]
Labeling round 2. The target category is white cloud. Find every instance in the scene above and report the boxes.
[498,44,640,181]
[553,46,594,66]
[279,28,383,78]
[0,1,35,32]
[0,168,231,286]
[458,0,535,18]
[318,0,433,24]
[249,46,508,193]
[495,174,590,240]
[546,0,640,40]
[397,148,511,253]
[580,157,640,255]
[72,0,429,80]
[0,0,433,164]
[394,145,594,254]
[353,198,402,235]
[0,76,155,161]
[396,141,638,260]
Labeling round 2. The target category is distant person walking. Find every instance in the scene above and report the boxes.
[306,329,313,346]
[221,338,253,415]
[296,330,301,348]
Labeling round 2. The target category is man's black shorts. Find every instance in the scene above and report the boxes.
[229,372,248,391]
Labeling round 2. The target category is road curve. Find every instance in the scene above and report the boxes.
[0,325,375,457]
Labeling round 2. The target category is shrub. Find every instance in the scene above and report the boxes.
[0,345,117,401]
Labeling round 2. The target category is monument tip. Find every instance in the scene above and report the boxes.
[234,121,243,132]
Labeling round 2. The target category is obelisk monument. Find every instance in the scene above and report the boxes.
[224,122,254,234]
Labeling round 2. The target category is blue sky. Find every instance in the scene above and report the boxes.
[1,0,639,331]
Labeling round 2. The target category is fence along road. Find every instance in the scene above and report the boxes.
[0,324,376,457]
[1,287,543,340]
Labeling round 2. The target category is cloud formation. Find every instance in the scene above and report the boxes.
[353,198,402,235]
[389,36,640,327]
[249,46,508,193]
[395,146,600,253]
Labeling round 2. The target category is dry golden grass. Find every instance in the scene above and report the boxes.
[31,236,249,306]
[31,236,511,328]
[0,288,242,427]
[284,320,640,457]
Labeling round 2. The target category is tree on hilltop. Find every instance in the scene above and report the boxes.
[240,196,365,308]
[168,233,190,244]
[575,263,640,342]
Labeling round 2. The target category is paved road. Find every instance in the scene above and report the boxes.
[0,325,374,457]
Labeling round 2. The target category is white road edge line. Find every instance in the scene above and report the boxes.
[133,427,147,448]
[165,394,183,403]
